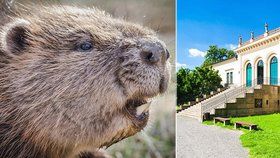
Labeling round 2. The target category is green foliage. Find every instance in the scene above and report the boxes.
[177,68,190,105]
[177,66,222,105]
[205,114,280,158]
[203,45,235,66]
[177,45,234,105]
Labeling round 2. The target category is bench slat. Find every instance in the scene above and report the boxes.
[213,117,230,125]
[214,117,230,121]
[235,121,257,126]
[234,121,258,131]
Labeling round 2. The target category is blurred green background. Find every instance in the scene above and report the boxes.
[0,0,175,157]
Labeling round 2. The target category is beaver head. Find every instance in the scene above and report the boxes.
[0,5,170,158]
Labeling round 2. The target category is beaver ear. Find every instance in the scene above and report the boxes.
[1,19,30,55]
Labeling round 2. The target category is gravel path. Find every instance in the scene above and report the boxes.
[176,116,248,158]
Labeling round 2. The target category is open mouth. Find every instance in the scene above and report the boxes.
[124,98,152,124]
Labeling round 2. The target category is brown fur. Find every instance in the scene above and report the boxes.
[0,4,170,158]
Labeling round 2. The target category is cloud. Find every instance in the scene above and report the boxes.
[176,62,188,71]
[176,62,187,68]
[188,48,205,57]
[224,44,237,50]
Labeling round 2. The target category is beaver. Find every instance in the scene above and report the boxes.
[0,4,170,158]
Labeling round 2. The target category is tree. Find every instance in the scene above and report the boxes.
[177,66,222,105]
[177,68,190,105]
[203,45,235,66]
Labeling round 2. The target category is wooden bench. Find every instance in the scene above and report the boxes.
[234,121,258,131]
[213,117,230,126]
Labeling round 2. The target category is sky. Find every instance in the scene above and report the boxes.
[177,0,280,70]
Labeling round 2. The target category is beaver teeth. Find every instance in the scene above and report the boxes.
[136,102,151,116]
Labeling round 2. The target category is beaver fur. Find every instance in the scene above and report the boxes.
[0,4,170,158]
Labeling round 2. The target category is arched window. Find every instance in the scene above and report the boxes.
[257,60,264,84]
[270,56,278,85]
[246,63,252,87]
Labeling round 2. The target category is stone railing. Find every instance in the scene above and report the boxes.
[176,87,229,113]
[242,27,280,46]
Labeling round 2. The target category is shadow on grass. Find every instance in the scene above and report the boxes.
[204,114,280,158]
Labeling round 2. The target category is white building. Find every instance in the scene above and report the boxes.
[213,23,280,87]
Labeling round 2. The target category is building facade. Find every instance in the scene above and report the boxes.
[213,24,280,87]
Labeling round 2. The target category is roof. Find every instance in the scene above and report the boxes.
[235,26,280,53]
[211,57,237,67]
[212,26,280,66]
[240,27,280,47]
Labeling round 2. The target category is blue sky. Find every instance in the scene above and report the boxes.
[177,0,280,70]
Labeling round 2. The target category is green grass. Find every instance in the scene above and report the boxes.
[204,114,280,158]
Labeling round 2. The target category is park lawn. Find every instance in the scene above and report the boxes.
[204,114,280,158]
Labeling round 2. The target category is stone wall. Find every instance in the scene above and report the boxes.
[215,85,280,117]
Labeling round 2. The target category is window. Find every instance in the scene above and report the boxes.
[270,56,278,85]
[226,72,229,84]
[226,72,233,85]
[230,72,233,84]
[255,99,262,108]
[246,63,252,87]
[257,60,264,84]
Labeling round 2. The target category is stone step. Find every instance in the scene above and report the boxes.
[178,112,202,122]
[178,86,244,121]
[215,84,280,118]
[181,110,200,115]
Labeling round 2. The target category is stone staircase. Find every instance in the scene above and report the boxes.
[177,87,230,113]
[178,102,202,121]
[177,83,263,122]
[177,87,235,122]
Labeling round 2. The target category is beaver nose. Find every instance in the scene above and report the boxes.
[141,42,167,64]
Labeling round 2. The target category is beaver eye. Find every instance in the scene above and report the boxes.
[78,42,93,52]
